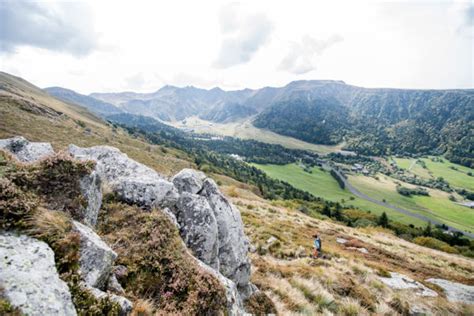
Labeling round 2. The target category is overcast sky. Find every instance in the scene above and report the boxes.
[0,0,472,94]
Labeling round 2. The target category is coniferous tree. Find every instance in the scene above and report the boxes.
[378,212,389,228]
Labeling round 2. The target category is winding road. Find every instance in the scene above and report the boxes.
[328,167,474,239]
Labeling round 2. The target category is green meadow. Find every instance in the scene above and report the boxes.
[252,163,474,232]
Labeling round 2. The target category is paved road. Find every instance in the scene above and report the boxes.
[328,167,474,239]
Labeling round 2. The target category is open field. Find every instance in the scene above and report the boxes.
[393,156,474,191]
[349,175,474,234]
[251,163,427,227]
[252,163,474,232]
[169,116,344,154]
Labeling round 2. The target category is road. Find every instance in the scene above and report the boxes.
[328,167,474,239]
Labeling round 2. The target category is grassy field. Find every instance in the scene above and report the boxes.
[251,163,427,227]
[170,116,345,154]
[252,163,474,232]
[393,156,474,191]
[350,175,474,233]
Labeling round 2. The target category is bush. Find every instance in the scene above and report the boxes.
[353,218,376,228]
[413,236,459,254]
[97,202,227,314]
[244,291,277,315]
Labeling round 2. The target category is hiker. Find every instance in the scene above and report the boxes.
[313,234,322,258]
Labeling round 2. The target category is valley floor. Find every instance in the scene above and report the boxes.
[252,163,474,235]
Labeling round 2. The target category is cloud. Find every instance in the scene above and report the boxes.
[278,35,343,74]
[0,0,97,56]
[466,4,474,25]
[214,4,273,68]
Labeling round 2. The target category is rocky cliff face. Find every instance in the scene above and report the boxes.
[0,137,258,315]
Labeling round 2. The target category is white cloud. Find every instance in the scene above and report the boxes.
[213,3,273,68]
[0,0,97,56]
[278,35,343,75]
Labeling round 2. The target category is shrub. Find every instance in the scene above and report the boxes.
[413,236,459,254]
[97,202,227,314]
[244,291,277,315]
[353,218,376,228]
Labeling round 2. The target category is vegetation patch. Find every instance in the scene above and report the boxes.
[97,201,227,314]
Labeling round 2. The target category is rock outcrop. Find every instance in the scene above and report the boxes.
[1,138,257,315]
[172,169,253,298]
[73,221,117,289]
[68,145,179,208]
[379,272,438,297]
[0,233,77,316]
[0,136,54,163]
[426,278,474,304]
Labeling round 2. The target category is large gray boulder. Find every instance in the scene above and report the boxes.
[86,284,133,316]
[0,233,76,316]
[426,278,474,304]
[172,169,252,298]
[0,136,54,163]
[68,145,179,208]
[73,221,117,289]
[176,192,219,269]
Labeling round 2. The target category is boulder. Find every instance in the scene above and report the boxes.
[200,178,251,292]
[68,145,179,208]
[336,238,348,244]
[172,168,207,194]
[86,284,133,316]
[175,192,219,269]
[79,171,102,227]
[172,170,252,297]
[73,221,117,289]
[0,233,76,316]
[426,278,474,304]
[107,274,125,295]
[379,272,438,297]
[0,136,54,162]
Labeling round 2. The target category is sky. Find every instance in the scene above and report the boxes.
[0,0,473,94]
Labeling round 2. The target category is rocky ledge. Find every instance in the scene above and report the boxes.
[0,137,259,315]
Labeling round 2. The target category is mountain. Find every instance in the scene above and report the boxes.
[45,86,123,117]
[91,85,255,122]
[253,81,474,167]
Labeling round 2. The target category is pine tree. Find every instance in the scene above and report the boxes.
[378,212,389,228]
[333,203,343,221]
[423,222,432,236]
[322,204,331,217]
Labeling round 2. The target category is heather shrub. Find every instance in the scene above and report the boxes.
[413,236,459,254]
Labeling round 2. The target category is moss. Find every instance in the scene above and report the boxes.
[97,202,227,314]
[244,292,277,315]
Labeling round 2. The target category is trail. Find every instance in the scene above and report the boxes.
[328,167,474,239]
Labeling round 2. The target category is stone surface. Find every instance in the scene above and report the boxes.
[336,238,348,244]
[267,236,278,244]
[68,144,178,208]
[73,221,117,289]
[426,278,474,304]
[175,192,219,269]
[379,272,438,297]
[107,274,125,295]
[0,233,76,316]
[172,168,207,194]
[0,136,54,162]
[79,171,102,227]
[173,171,252,297]
[86,284,132,316]
[199,178,251,292]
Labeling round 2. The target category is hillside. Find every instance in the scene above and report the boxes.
[253,82,474,167]
[87,80,474,166]
[0,71,191,175]
[1,72,474,315]
[45,86,123,117]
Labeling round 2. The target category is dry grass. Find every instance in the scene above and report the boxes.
[229,185,474,315]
